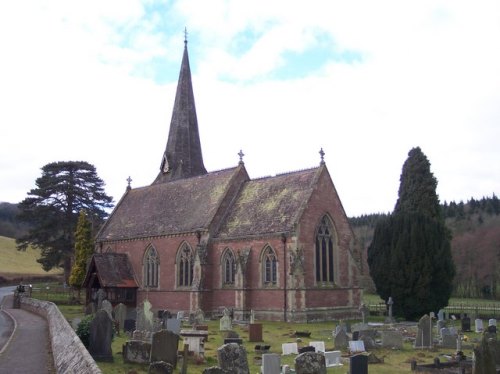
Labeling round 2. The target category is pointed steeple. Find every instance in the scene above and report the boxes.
[153,35,207,184]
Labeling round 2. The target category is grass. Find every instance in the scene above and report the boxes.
[0,236,62,282]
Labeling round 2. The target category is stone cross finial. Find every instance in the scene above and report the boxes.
[319,148,325,165]
[238,149,245,165]
[126,176,132,191]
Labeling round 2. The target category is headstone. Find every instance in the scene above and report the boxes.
[184,336,205,356]
[334,329,349,350]
[359,335,376,350]
[385,297,395,323]
[473,332,496,374]
[359,303,369,324]
[249,323,263,342]
[349,354,368,374]
[324,351,342,367]
[309,341,325,353]
[489,319,497,328]
[281,364,291,374]
[217,343,250,374]
[381,330,403,349]
[177,311,185,320]
[220,314,232,331]
[414,314,432,348]
[114,303,127,333]
[149,361,174,374]
[349,340,365,353]
[282,342,299,355]
[150,330,180,368]
[442,333,457,349]
[122,340,151,363]
[294,352,326,374]
[101,299,113,320]
[352,331,360,341]
[136,300,154,332]
[475,319,484,333]
[250,309,255,324]
[438,309,444,321]
[461,316,471,332]
[194,309,205,325]
[124,319,135,333]
[166,318,181,334]
[96,288,106,310]
[436,319,446,333]
[89,309,113,361]
[261,353,280,374]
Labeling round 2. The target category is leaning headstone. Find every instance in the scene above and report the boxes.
[349,354,368,374]
[114,303,127,333]
[122,340,151,363]
[150,330,180,368]
[334,329,349,350]
[261,353,280,374]
[294,351,326,374]
[381,330,403,349]
[149,361,174,374]
[101,299,113,320]
[89,309,113,361]
[166,318,181,334]
[217,343,250,374]
[414,314,432,348]
[475,319,484,333]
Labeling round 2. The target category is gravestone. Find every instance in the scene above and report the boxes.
[193,309,205,326]
[261,353,280,374]
[136,300,154,332]
[184,336,205,356]
[334,329,349,350]
[124,319,135,333]
[475,319,484,333]
[166,318,181,334]
[349,354,368,374]
[150,330,180,368]
[122,340,151,363]
[385,297,395,323]
[220,314,232,332]
[359,303,369,324]
[89,309,113,361]
[414,314,432,348]
[349,340,365,353]
[149,361,174,374]
[381,330,403,349]
[309,341,325,353]
[248,323,262,342]
[438,309,444,321]
[177,311,185,320]
[436,319,446,333]
[359,334,376,350]
[489,318,497,327]
[101,299,113,320]
[96,288,106,310]
[352,331,360,341]
[324,351,342,367]
[294,351,326,374]
[461,316,471,332]
[282,342,299,355]
[114,303,127,333]
[217,343,250,374]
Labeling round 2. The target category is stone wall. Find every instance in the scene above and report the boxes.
[20,297,102,374]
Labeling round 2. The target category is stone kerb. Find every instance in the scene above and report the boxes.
[20,297,102,374]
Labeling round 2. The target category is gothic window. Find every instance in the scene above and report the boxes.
[178,243,194,287]
[262,246,277,285]
[143,245,159,288]
[221,248,236,285]
[315,215,335,283]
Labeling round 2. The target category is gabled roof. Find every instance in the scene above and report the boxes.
[82,253,138,288]
[215,167,321,239]
[97,167,242,242]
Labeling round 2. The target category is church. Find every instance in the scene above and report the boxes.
[90,38,362,322]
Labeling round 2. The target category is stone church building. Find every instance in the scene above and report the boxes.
[91,40,362,321]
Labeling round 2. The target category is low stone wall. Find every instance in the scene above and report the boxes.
[20,297,102,374]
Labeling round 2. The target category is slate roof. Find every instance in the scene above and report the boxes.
[97,167,241,241]
[83,253,138,288]
[215,167,321,238]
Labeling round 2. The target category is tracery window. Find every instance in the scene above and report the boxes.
[143,245,159,288]
[178,243,194,287]
[315,215,335,283]
[222,248,236,285]
[262,246,277,285]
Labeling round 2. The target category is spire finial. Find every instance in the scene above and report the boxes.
[238,149,245,165]
[319,148,325,165]
[184,27,188,45]
[126,176,132,191]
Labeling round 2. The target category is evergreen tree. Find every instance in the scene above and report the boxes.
[69,210,94,300]
[367,147,455,320]
[16,161,113,282]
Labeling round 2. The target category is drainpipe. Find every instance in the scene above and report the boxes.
[281,233,287,322]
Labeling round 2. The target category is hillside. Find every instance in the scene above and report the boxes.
[0,236,62,284]
[351,194,500,299]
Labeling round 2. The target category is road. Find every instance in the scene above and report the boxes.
[0,286,16,352]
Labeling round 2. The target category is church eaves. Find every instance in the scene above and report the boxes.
[153,38,207,184]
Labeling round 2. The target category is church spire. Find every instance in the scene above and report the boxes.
[153,33,207,184]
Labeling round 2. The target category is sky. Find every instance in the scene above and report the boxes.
[1,1,499,217]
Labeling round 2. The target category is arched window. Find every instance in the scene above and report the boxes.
[222,248,236,285]
[144,245,159,288]
[178,243,194,287]
[315,215,335,283]
[262,246,277,285]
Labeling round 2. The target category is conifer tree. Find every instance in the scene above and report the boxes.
[69,210,94,300]
[367,147,455,320]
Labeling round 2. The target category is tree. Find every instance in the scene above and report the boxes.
[16,161,113,282]
[367,147,455,320]
[69,210,94,300]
